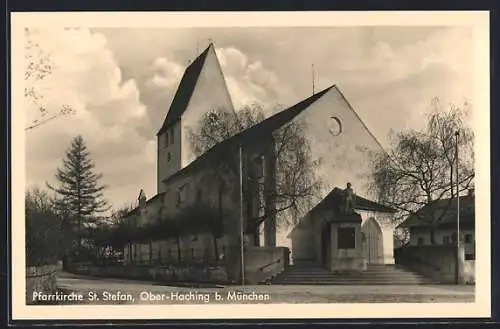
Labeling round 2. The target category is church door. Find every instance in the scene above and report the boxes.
[320,223,331,267]
[362,218,384,264]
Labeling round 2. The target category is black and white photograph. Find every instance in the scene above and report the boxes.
[11,11,491,320]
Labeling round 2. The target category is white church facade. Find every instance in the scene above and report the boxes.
[120,43,397,282]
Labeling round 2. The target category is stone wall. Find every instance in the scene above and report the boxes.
[68,262,229,284]
[26,264,59,304]
[69,246,289,285]
[464,260,475,284]
[395,244,468,284]
[243,246,290,284]
[289,220,316,265]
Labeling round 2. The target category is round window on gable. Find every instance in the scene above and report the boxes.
[328,116,342,136]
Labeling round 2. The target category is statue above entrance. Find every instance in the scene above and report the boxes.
[342,182,357,214]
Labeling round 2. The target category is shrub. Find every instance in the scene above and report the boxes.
[25,188,62,266]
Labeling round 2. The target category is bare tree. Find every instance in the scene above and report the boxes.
[270,119,323,228]
[186,104,322,244]
[370,99,474,244]
[393,227,411,248]
[187,104,266,155]
[24,28,74,131]
[25,187,63,265]
[104,203,136,226]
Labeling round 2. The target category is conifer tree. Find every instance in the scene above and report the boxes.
[47,135,110,249]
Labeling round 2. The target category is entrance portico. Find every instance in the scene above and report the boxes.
[289,186,397,270]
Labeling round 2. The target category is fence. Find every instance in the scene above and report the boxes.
[67,245,290,285]
[66,258,229,284]
[126,246,228,267]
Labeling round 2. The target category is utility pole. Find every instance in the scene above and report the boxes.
[312,64,315,95]
[455,130,461,284]
[239,144,246,285]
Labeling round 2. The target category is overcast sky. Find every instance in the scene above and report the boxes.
[24,26,473,211]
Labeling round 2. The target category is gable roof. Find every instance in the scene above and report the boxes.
[130,82,330,218]
[311,187,397,215]
[397,195,475,228]
[161,85,334,186]
[288,187,397,237]
[157,44,212,136]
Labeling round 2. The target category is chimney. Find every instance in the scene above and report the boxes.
[467,188,475,197]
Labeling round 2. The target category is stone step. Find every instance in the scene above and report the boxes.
[272,275,432,281]
[271,275,435,283]
[283,266,402,270]
[283,266,417,273]
[264,264,438,285]
[283,268,422,274]
[276,280,432,284]
[273,278,430,283]
[281,270,426,275]
[274,274,429,280]
[274,275,430,280]
[271,280,433,285]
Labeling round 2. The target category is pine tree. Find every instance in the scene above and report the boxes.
[47,135,110,249]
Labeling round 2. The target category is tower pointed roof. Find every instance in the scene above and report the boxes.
[161,85,334,185]
[157,43,214,136]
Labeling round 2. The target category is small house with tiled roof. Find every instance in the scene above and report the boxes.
[398,189,475,260]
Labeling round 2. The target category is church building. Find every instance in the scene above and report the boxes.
[120,43,397,283]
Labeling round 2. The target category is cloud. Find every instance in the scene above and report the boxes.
[135,45,291,137]
[24,26,474,211]
[25,28,156,208]
[144,57,184,90]
[133,57,185,138]
[215,47,291,111]
[323,27,473,147]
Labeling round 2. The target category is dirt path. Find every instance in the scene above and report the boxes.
[53,271,474,305]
